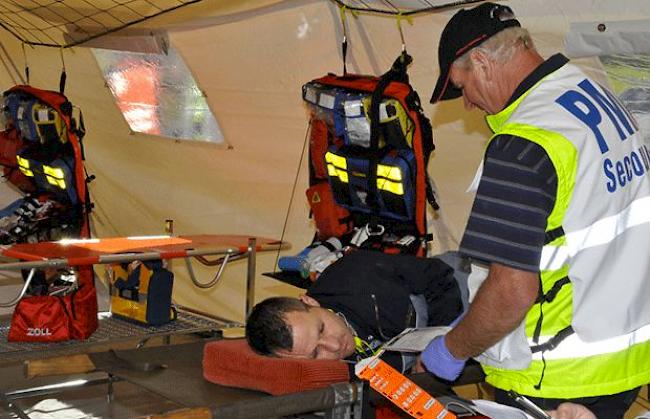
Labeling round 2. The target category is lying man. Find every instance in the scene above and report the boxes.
[246,249,465,372]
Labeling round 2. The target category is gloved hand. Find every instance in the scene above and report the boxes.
[420,335,467,381]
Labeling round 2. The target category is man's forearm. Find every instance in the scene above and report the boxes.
[445,263,539,359]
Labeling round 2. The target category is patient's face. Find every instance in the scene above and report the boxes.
[277,307,356,360]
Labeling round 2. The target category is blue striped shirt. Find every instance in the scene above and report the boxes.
[459,135,557,272]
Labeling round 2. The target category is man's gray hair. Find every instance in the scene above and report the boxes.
[453,27,534,69]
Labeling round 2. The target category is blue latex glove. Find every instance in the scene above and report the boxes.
[420,335,467,381]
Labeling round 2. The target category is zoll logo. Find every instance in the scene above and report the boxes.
[27,327,53,336]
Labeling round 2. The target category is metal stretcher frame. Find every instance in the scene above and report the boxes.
[0,234,288,311]
[36,340,478,419]
[0,339,369,419]
[0,234,289,361]
[0,337,484,419]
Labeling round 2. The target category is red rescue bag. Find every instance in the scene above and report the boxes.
[8,267,98,342]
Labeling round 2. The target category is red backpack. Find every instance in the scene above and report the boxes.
[8,267,98,341]
[1,84,97,342]
[302,53,438,256]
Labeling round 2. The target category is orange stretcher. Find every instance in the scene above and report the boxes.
[0,234,285,267]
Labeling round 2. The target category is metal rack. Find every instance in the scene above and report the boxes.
[0,307,235,364]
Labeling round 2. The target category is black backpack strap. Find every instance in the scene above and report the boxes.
[425,175,440,210]
[367,53,413,214]
[59,69,67,95]
[77,108,86,141]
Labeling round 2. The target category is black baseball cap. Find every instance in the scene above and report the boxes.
[430,2,520,104]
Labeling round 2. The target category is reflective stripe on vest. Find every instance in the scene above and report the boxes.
[529,322,650,361]
[540,196,650,270]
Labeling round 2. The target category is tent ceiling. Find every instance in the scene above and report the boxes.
[0,0,203,48]
[0,0,486,49]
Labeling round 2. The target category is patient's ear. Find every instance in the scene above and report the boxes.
[299,294,320,307]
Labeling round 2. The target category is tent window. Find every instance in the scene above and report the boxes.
[92,47,224,144]
[601,54,650,145]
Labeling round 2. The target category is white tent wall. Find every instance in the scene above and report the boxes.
[1,0,649,323]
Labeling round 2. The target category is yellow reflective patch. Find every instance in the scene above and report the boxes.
[336,168,349,183]
[16,156,33,177]
[43,165,64,179]
[377,179,404,195]
[327,164,350,183]
[377,164,402,181]
[19,167,33,177]
[326,151,350,183]
[43,165,66,189]
[325,151,347,169]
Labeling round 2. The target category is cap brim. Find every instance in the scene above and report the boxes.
[429,66,462,104]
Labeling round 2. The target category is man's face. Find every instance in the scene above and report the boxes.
[449,53,503,114]
[276,306,357,360]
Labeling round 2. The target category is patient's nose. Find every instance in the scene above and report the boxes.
[317,336,341,357]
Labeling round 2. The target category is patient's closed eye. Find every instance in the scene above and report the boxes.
[311,322,326,358]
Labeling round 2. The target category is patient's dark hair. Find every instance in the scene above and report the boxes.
[246,296,310,356]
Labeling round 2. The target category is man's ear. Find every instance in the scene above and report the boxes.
[470,49,494,80]
[299,294,320,307]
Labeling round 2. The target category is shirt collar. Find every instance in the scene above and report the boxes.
[504,53,569,108]
[486,54,570,133]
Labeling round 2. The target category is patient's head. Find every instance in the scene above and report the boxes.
[246,295,356,360]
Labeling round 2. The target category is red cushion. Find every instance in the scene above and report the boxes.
[202,339,350,395]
